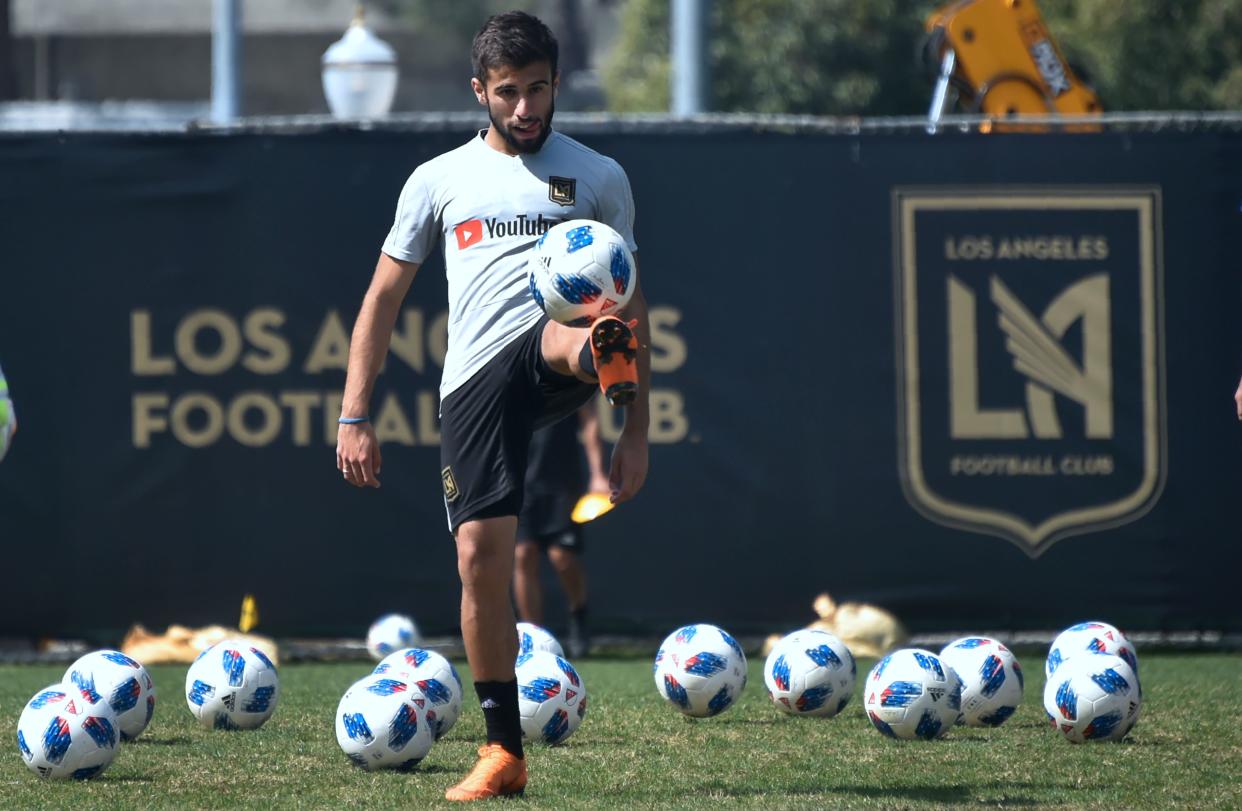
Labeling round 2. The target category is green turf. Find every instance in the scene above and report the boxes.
[1,653,1238,809]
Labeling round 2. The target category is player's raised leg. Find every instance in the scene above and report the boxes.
[541,298,646,407]
[446,515,528,802]
[540,294,650,506]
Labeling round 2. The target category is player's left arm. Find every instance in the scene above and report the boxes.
[609,258,649,503]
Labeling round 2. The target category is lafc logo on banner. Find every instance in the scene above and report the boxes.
[893,188,1166,555]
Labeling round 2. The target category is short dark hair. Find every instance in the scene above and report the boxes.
[471,11,559,85]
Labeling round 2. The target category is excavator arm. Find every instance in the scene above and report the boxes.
[925,0,1101,132]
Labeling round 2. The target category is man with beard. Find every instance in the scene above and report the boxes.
[335,10,650,802]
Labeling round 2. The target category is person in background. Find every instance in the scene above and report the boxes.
[0,362,15,463]
[514,403,609,658]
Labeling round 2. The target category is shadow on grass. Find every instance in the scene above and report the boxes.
[832,783,1046,807]
[697,781,1063,807]
[690,716,786,726]
[130,737,191,747]
[931,735,996,744]
[413,765,452,775]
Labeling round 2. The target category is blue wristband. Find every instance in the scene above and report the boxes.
[338,416,370,425]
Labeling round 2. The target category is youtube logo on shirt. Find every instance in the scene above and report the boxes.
[454,213,561,250]
[454,219,483,250]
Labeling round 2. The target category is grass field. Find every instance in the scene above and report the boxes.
[1,652,1239,809]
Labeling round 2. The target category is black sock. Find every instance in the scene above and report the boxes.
[578,339,596,378]
[475,680,524,759]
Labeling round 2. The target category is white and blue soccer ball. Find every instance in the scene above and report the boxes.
[517,622,564,658]
[1043,652,1141,743]
[763,629,856,718]
[864,648,962,740]
[653,623,747,718]
[185,640,280,730]
[938,637,1024,727]
[1046,621,1138,678]
[335,673,436,770]
[528,219,636,327]
[516,651,588,745]
[372,648,463,740]
[366,613,421,661]
[64,649,157,742]
[16,683,120,780]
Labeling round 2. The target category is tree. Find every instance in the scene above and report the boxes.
[603,0,934,114]
[1040,0,1242,110]
[602,0,1242,114]
[371,0,593,76]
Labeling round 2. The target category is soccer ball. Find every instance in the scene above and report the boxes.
[527,219,636,327]
[653,623,747,718]
[64,649,157,742]
[864,648,962,740]
[763,629,856,718]
[1043,653,1141,742]
[335,674,436,770]
[1046,621,1139,678]
[16,683,119,780]
[938,637,1024,727]
[517,622,564,658]
[185,640,280,730]
[372,648,464,740]
[366,613,421,661]
[516,651,587,744]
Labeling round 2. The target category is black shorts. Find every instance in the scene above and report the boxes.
[517,491,585,553]
[439,317,595,533]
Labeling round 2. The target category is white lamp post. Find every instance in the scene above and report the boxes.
[321,5,398,119]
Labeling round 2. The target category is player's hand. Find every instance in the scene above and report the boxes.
[608,429,648,504]
[337,423,382,488]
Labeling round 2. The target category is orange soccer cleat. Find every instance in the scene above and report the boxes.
[590,315,638,406]
[444,744,528,802]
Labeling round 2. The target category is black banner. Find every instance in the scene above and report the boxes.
[1,126,1240,639]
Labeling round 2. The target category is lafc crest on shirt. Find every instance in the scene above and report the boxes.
[549,176,576,206]
[441,467,460,502]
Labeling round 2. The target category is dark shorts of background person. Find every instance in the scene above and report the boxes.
[517,491,585,553]
[439,316,595,533]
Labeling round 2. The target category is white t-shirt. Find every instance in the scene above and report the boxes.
[382,130,638,400]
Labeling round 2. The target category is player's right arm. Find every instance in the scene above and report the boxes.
[337,252,420,488]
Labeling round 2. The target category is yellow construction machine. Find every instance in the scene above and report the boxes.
[925,0,1101,131]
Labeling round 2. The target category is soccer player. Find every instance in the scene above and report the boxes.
[335,11,649,802]
[513,403,609,659]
